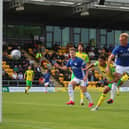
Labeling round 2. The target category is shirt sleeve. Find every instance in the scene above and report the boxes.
[81,60,86,68]
[85,54,89,63]
[112,46,119,56]
[66,60,71,67]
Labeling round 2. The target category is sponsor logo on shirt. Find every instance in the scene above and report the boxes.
[74,63,77,66]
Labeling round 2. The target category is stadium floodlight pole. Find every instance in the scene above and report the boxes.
[0,0,2,123]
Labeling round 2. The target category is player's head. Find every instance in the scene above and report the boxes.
[69,47,76,58]
[101,48,106,53]
[28,65,32,70]
[119,33,129,46]
[98,55,106,66]
[78,42,84,52]
[45,69,50,73]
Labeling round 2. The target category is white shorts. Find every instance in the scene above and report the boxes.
[44,82,49,86]
[116,65,129,74]
[72,77,88,87]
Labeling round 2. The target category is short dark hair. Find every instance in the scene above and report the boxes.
[69,47,76,52]
[78,42,84,48]
[98,55,106,61]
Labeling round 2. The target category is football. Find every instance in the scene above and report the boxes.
[11,49,21,60]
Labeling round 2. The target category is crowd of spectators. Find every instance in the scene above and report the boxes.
[2,44,43,84]
[26,42,115,86]
[2,41,115,87]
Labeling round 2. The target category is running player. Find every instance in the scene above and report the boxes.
[106,33,129,102]
[24,66,34,94]
[55,47,93,107]
[74,43,89,105]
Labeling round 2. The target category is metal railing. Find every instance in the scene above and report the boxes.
[2,80,54,87]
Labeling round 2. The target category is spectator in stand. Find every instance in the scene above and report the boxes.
[48,52,54,64]
[51,52,57,65]
[12,72,17,80]
[40,45,46,55]
[21,52,26,60]
[86,43,91,53]
[13,65,19,72]
[35,65,42,79]
[94,47,99,59]
[36,50,42,60]
[18,64,23,72]
[17,72,24,80]
[29,59,34,65]
[23,60,29,70]
[45,51,50,60]
[88,50,95,60]
[53,43,61,51]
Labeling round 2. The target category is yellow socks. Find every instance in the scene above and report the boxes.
[96,93,106,107]
[80,90,84,103]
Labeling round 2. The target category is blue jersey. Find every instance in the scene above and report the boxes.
[112,43,129,66]
[66,57,86,79]
[43,73,50,83]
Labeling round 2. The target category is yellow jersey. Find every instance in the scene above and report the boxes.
[25,70,34,81]
[94,61,115,81]
[76,52,89,63]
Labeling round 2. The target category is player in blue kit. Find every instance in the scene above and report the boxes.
[43,69,51,93]
[106,33,129,103]
[55,47,93,107]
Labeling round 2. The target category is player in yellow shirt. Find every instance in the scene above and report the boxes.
[71,43,89,105]
[84,55,119,111]
[24,66,34,94]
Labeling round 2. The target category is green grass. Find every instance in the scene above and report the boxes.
[1,91,129,129]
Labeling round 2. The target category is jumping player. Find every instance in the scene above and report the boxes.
[87,55,129,111]
[106,33,129,103]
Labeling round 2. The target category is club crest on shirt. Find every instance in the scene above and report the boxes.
[74,63,77,66]
[120,50,123,53]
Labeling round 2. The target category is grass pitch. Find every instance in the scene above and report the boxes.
[1,90,129,129]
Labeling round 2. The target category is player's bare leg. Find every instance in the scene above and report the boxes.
[80,86,93,108]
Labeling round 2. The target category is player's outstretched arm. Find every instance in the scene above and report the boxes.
[54,63,68,70]
[83,63,94,71]
[106,54,114,73]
